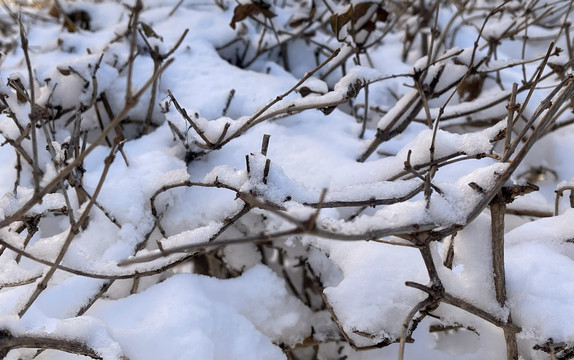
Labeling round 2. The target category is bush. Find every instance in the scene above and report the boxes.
[0,0,573,359]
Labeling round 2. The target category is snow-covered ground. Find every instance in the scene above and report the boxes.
[0,0,573,359]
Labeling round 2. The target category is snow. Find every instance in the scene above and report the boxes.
[317,241,428,345]
[0,0,573,359]
[88,265,309,359]
[506,238,574,343]
[437,214,504,319]
[0,189,66,219]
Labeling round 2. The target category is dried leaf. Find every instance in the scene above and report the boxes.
[319,105,337,115]
[298,86,312,97]
[10,79,27,103]
[254,0,272,11]
[16,92,26,103]
[140,22,161,39]
[57,67,71,76]
[289,17,307,28]
[330,3,388,40]
[64,19,76,33]
[231,4,253,29]
[363,20,376,32]
[258,6,276,19]
[230,2,276,30]
[457,74,485,102]
[548,62,566,80]
[376,7,389,22]
[330,5,353,38]
[48,4,60,18]
[352,2,375,22]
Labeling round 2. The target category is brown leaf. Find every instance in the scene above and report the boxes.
[10,79,27,103]
[48,4,60,18]
[330,5,353,38]
[64,19,76,33]
[352,2,375,22]
[363,20,376,32]
[302,30,316,38]
[230,2,276,29]
[298,86,312,97]
[140,22,161,39]
[458,74,485,102]
[16,92,26,103]
[289,18,307,28]
[319,105,337,115]
[353,3,388,33]
[259,8,276,19]
[330,3,388,40]
[230,4,253,29]
[376,7,389,22]
[57,67,71,76]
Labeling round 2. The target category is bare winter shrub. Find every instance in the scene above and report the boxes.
[0,0,574,359]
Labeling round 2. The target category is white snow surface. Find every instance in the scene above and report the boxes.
[0,0,572,359]
[86,265,310,360]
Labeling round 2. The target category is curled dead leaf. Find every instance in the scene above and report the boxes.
[330,5,354,39]
[330,2,389,42]
[230,2,276,30]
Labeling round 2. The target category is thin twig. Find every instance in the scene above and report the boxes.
[18,139,122,317]
[19,15,40,195]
